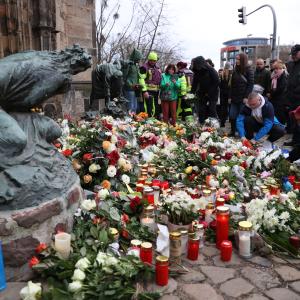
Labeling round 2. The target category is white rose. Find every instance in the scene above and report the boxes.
[81,199,96,211]
[89,163,101,173]
[118,158,126,168]
[98,188,109,199]
[72,269,86,281]
[20,281,42,300]
[68,281,83,293]
[121,174,130,185]
[75,257,91,271]
[107,144,116,153]
[107,165,117,177]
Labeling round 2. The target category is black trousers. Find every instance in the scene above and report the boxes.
[198,95,218,124]
[273,104,288,125]
[144,91,161,119]
[219,94,229,125]
[244,116,285,142]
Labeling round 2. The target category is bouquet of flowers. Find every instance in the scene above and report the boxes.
[161,190,200,225]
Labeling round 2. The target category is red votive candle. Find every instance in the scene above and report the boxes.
[160,181,169,190]
[216,206,230,249]
[137,177,146,185]
[155,256,169,286]
[200,149,207,161]
[220,240,232,261]
[140,242,152,264]
[152,179,161,187]
[136,183,144,193]
[147,194,154,205]
[187,237,200,260]
[216,197,225,207]
[294,181,300,190]
[289,235,300,249]
[270,185,280,195]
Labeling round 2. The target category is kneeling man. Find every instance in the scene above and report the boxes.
[237,92,285,144]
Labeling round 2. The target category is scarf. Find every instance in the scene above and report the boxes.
[249,94,265,124]
[271,69,284,90]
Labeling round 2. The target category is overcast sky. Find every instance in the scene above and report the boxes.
[97,0,300,67]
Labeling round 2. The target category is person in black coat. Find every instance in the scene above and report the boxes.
[269,60,288,125]
[228,53,254,136]
[254,58,271,97]
[191,56,219,124]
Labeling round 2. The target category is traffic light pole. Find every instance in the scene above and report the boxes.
[245,4,277,60]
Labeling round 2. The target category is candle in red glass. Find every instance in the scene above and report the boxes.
[288,175,296,185]
[155,256,169,286]
[200,149,207,161]
[289,235,300,249]
[216,197,225,207]
[216,206,230,249]
[187,237,200,260]
[270,185,280,195]
[160,181,169,190]
[294,181,300,190]
[152,179,161,187]
[137,177,145,185]
[147,194,154,205]
[220,240,232,261]
[136,183,144,193]
[140,242,152,264]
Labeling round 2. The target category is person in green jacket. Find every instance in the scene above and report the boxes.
[160,64,181,126]
[119,48,143,114]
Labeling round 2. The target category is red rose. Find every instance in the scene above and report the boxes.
[102,119,113,130]
[35,243,47,254]
[121,228,129,239]
[122,213,130,224]
[129,196,141,212]
[62,149,73,157]
[117,137,127,149]
[240,161,247,169]
[83,153,93,161]
[106,150,120,166]
[29,256,40,268]
[54,142,62,149]
[224,152,233,160]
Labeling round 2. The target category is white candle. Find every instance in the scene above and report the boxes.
[239,235,251,258]
[140,217,156,232]
[205,209,214,224]
[55,232,71,259]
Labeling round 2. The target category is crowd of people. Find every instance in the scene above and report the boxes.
[119,44,300,160]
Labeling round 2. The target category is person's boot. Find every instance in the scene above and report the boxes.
[284,140,295,146]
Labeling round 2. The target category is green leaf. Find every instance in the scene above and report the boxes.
[99,229,108,244]
[110,207,121,221]
[90,226,98,239]
[80,246,87,257]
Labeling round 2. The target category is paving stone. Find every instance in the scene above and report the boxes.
[201,246,219,257]
[220,278,254,298]
[275,265,300,281]
[182,255,207,266]
[212,251,242,267]
[249,256,272,268]
[0,282,26,300]
[200,266,235,284]
[265,288,300,300]
[290,281,300,293]
[241,266,280,290]
[244,294,269,300]
[179,270,206,283]
[286,258,300,265]
[146,278,178,294]
[181,283,223,300]
[271,255,286,264]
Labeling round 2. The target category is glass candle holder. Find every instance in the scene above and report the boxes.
[238,221,252,258]
[220,240,232,262]
[143,187,154,205]
[127,239,142,257]
[140,242,152,264]
[55,232,71,259]
[216,197,225,207]
[270,184,280,196]
[152,179,161,187]
[203,189,212,203]
[136,183,144,193]
[140,205,156,232]
[180,229,189,254]
[216,206,230,249]
[156,256,169,286]
[169,231,182,264]
[200,149,207,161]
[137,177,146,185]
[294,180,300,190]
[153,186,160,205]
[288,175,296,185]
[187,237,200,260]
[160,181,169,190]
[193,223,205,248]
[205,202,215,224]
[210,187,217,203]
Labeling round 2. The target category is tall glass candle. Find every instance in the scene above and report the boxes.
[140,205,156,232]
[193,223,205,248]
[153,186,160,205]
[160,181,169,190]
[169,232,181,264]
[140,242,152,264]
[203,189,212,203]
[137,177,146,185]
[54,232,71,259]
[152,179,161,187]
[238,221,252,258]
[205,202,214,224]
[155,256,169,286]
[216,197,225,207]
[288,175,296,185]
[136,183,144,193]
[180,229,189,254]
[220,240,232,262]
[294,181,300,190]
[216,206,230,249]
[0,241,6,291]
[187,237,200,260]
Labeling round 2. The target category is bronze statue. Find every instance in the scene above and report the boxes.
[0,45,91,210]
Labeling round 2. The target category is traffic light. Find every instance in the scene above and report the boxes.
[238,6,247,24]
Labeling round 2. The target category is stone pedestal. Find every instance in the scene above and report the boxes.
[0,181,84,281]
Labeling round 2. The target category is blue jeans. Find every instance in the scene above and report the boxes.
[229,102,242,120]
[124,90,137,113]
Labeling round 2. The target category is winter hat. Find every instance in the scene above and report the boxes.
[224,62,232,70]
[148,51,158,61]
[290,44,300,55]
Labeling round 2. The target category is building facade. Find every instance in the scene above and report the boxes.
[0,0,96,117]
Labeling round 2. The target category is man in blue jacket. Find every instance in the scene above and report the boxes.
[236,92,285,143]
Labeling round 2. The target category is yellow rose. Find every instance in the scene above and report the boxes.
[83,174,92,184]
[185,166,193,174]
